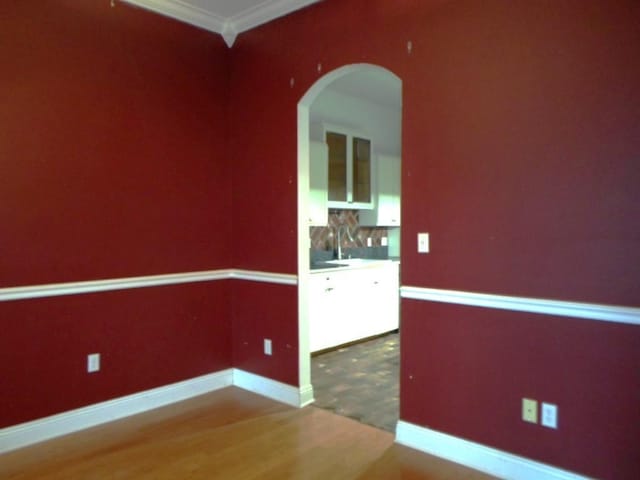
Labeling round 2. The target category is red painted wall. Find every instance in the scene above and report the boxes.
[232,281,298,385]
[401,300,640,478]
[0,282,232,428]
[229,1,640,478]
[1,1,233,427]
[1,1,232,286]
[2,1,639,477]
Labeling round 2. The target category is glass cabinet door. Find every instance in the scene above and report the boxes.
[352,137,371,204]
[326,132,348,202]
[325,129,373,208]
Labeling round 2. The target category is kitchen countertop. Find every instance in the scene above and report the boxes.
[310,258,400,273]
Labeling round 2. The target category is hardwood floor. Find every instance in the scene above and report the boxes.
[0,387,496,480]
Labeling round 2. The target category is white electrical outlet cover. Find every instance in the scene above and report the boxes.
[264,339,272,356]
[87,353,100,373]
[541,402,558,429]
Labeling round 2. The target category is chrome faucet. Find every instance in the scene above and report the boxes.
[336,224,355,260]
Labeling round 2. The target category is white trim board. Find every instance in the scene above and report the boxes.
[401,286,640,326]
[0,369,313,455]
[121,0,320,47]
[396,421,592,480]
[0,269,297,302]
[0,370,233,454]
[233,369,314,408]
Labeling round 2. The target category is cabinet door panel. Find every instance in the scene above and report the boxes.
[352,137,371,204]
[326,132,347,202]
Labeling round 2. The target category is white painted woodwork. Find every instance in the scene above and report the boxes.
[308,262,399,352]
[308,141,328,226]
[121,0,320,47]
[360,154,401,226]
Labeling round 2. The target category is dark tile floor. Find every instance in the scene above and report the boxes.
[311,331,399,432]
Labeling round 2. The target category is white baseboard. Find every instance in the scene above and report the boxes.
[233,369,313,407]
[298,383,315,407]
[395,421,591,480]
[0,370,233,455]
[0,368,313,455]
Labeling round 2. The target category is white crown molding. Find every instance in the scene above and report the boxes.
[120,0,320,47]
[0,369,311,454]
[0,370,233,454]
[122,0,226,32]
[400,286,640,326]
[0,269,296,302]
[396,421,591,480]
[229,0,320,34]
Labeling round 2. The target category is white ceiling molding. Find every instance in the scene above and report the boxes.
[228,0,319,34]
[121,0,320,47]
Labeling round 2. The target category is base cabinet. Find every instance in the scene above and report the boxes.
[308,263,399,353]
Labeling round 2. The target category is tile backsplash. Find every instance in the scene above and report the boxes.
[309,210,389,252]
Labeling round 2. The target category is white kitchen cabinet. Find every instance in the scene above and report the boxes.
[359,154,401,226]
[308,262,399,353]
[308,141,329,226]
[325,127,374,210]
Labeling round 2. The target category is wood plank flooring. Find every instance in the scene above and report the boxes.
[0,387,496,480]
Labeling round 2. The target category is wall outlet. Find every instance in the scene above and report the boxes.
[418,233,429,253]
[541,402,558,429]
[522,398,537,423]
[264,339,272,356]
[87,353,100,373]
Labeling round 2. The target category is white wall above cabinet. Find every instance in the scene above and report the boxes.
[308,141,328,226]
[359,154,401,226]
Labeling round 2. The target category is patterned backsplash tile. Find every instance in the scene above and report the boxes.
[309,209,389,251]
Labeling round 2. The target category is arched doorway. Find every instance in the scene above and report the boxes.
[297,64,402,430]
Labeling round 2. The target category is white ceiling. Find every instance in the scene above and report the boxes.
[328,70,402,111]
[122,0,321,47]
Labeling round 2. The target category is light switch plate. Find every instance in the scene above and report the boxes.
[264,339,272,356]
[418,233,429,253]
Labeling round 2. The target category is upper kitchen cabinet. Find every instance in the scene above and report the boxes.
[308,141,328,226]
[360,154,401,226]
[326,127,373,210]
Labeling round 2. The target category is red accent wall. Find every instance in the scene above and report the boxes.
[2,1,639,478]
[1,1,232,286]
[0,1,233,428]
[229,1,640,478]
[0,282,232,428]
[232,281,298,386]
[401,300,640,479]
